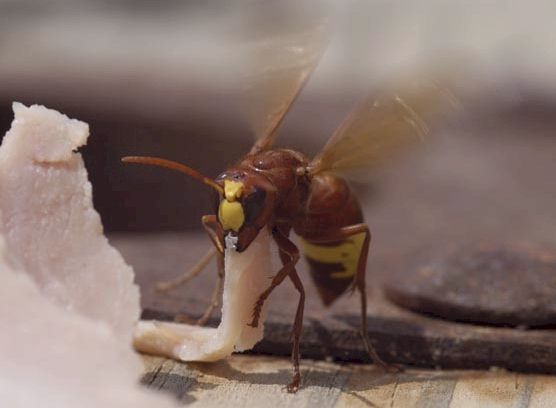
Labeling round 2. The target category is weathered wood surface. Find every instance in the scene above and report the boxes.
[141,354,556,407]
[112,232,556,374]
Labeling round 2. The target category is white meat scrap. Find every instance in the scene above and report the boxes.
[0,103,179,407]
[0,103,139,340]
[0,236,178,408]
[0,101,273,407]
[134,227,274,362]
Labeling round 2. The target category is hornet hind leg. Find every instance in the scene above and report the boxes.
[308,223,398,371]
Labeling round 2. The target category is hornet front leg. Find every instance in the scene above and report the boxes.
[247,225,305,393]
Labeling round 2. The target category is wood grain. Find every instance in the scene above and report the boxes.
[113,232,556,374]
[140,354,556,407]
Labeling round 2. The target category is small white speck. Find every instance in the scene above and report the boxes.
[225,234,238,251]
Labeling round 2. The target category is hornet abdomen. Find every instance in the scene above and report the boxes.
[293,173,367,306]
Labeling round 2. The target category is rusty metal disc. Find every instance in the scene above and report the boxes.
[384,244,556,327]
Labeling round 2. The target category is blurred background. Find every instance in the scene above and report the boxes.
[3,2,556,384]
[0,0,555,252]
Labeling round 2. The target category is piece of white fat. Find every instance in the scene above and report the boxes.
[0,237,178,408]
[0,104,178,407]
[0,103,139,341]
[134,227,273,362]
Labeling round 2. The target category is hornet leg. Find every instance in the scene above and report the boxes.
[246,225,299,329]
[156,247,217,292]
[191,251,224,325]
[285,268,305,393]
[309,223,398,371]
[247,225,305,392]
[276,225,306,393]
[174,215,225,325]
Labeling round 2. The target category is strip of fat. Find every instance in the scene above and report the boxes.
[0,103,178,407]
[0,236,180,408]
[134,227,274,362]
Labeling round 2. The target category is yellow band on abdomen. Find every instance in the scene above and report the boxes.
[299,232,366,278]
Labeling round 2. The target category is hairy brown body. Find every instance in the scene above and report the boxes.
[228,148,367,306]
[121,73,441,391]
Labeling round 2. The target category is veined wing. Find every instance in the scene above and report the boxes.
[308,79,459,176]
[240,12,329,154]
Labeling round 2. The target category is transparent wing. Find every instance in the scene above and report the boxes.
[308,79,459,176]
[239,11,329,154]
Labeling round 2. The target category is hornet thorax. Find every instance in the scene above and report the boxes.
[214,149,311,251]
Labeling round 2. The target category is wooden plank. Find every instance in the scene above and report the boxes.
[115,233,556,375]
[528,376,556,408]
[141,355,350,407]
[140,355,556,408]
[336,368,400,408]
[448,372,532,408]
[337,369,457,408]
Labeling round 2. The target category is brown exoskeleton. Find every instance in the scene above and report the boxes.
[122,19,454,390]
[122,77,451,391]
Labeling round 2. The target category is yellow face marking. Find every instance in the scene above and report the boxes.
[299,232,366,278]
[218,199,244,232]
[224,180,244,202]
